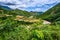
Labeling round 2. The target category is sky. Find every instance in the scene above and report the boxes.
[0,0,60,12]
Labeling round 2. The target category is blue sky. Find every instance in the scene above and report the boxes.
[0,0,60,12]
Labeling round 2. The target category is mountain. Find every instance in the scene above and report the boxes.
[0,5,11,10]
[30,11,43,15]
[40,3,60,23]
[0,6,35,17]
[0,4,43,18]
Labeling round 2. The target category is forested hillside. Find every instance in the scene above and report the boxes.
[40,3,60,23]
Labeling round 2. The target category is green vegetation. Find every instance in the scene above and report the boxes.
[0,3,60,40]
[40,3,60,23]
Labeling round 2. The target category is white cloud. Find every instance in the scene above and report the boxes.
[0,0,60,11]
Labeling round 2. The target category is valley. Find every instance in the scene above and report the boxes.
[0,3,60,40]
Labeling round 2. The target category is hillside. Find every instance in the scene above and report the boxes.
[30,11,43,15]
[0,6,40,18]
[40,3,60,23]
[0,5,41,23]
[0,5,11,10]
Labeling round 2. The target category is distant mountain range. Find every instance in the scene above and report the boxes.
[0,5,11,10]
[0,5,43,16]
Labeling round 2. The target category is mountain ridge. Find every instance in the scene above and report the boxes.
[39,3,60,23]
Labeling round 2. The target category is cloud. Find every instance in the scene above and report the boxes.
[0,0,60,12]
